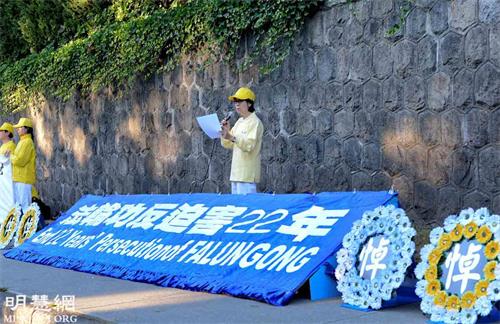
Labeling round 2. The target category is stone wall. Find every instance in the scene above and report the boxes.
[23,0,499,234]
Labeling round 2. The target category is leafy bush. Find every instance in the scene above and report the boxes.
[0,0,320,113]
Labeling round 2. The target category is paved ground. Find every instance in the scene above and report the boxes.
[0,253,429,324]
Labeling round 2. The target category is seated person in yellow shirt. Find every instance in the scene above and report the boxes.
[0,122,16,155]
[5,118,37,213]
[221,87,264,194]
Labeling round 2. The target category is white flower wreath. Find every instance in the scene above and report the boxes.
[0,204,21,249]
[13,202,41,247]
[414,208,500,324]
[335,204,416,309]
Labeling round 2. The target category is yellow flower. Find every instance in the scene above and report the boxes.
[438,233,453,251]
[485,240,500,260]
[426,280,441,297]
[446,295,460,311]
[464,222,478,239]
[476,225,492,244]
[425,265,438,281]
[484,261,497,281]
[474,280,489,297]
[434,291,447,307]
[450,224,463,242]
[428,249,443,266]
[461,291,477,309]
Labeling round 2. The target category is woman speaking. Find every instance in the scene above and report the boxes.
[221,87,264,195]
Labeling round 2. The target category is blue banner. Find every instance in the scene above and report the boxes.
[4,191,397,305]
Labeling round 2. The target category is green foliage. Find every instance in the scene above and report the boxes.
[0,0,320,113]
[385,0,414,37]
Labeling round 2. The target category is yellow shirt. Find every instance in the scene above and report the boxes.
[0,139,38,197]
[221,113,264,183]
[11,134,36,185]
[0,140,16,155]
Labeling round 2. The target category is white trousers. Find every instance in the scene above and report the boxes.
[231,182,257,195]
[14,182,32,212]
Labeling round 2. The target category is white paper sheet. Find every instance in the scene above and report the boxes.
[196,113,222,139]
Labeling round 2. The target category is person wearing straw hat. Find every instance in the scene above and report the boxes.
[0,122,16,156]
[221,87,264,194]
[4,118,37,212]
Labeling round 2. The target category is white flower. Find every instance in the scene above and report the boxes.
[352,220,363,232]
[385,204,396,213]
[391,208,405,221]
[444,215,459,232]
[458,208,475,225]
[420,244,434,260]
[342,233,354,249]
[369,297,382,310]
[336,248,349,264]
[495,263,500,279]
[459,309,477,324]
[415,262,428,280]
[401,241,415,259]
[415,280,426,298]
[421,296,433,314]
[430,227,444,245]
[429,306,446,322]
[473,207,490,226]
[398,216,411,231]
[362,211,376,224]
[443,310,460,324]
[485,213,500,232]
[487,280,500,301]
[335,265,346,281]
[474,296,492,316]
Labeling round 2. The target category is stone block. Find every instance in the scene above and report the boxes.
[478,145,500,192]
[465,25,488,68]
[363,79,382,111]
[452,69,475,109]
[333,108,355,138]
[419,111,442,146]
[324,135,343,166]
[405,7,428,40]
[440,32,464,74]
[428,146,452,186]
[343,81,362,110]
[348,43,372,82]
[490,22,500,67]
[452,147,477,189]
[463,109,489,148]
[373,41,393,79]
[352,171,372,190]
[414,180,438,222]
[317,47,337,82]
[428,72,451,112]
[450,0,478,31]
[383,76,403,111]
[463,190,491,210]
[436,185,462,219]
[416,36,438,76]
[479,0,500,23]
[362,143,381,171]
[475,63,500,107]
[404,76,426,111]
[430,0,450,35]
[392,40,415,78]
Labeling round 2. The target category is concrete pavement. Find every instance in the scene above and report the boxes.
[0,253,428,324]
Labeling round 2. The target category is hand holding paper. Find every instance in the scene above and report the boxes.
[196,113,223,139]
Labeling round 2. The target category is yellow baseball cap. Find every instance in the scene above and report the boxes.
[13,118,33,128]
[228,87,256,102]
[0,122,14,134]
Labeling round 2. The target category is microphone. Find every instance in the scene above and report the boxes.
[222,111,233,123]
